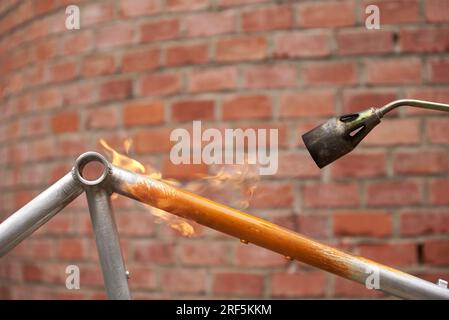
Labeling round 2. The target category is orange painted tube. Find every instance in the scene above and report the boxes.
[108,164,449,299]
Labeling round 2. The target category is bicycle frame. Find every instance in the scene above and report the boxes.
[1,100,449,300]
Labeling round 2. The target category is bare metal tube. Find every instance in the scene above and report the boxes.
[74,152,131,300]
[85,187,131,300]
[379,99,449,116]
[108,165,449,300]
[0,172,83,257]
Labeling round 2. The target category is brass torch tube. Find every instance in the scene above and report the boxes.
[108,165,449,299]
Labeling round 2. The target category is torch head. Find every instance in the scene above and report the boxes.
[302,108,382,168]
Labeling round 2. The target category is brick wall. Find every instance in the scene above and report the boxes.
[0,0,448,299]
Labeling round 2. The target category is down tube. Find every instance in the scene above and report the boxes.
[108,165,449,299]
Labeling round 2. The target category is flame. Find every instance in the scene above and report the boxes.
[100,139,259,237]
[100,139,195,237]
[100,138,145,174]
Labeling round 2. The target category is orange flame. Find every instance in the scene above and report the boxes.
[99,139,259,237]
[100,139,195,237]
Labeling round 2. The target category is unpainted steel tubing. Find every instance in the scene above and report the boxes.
[0,172,83,257]
[74,152,131,300]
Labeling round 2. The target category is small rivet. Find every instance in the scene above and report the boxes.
[284,256,293,261]
[437,279,448,288]
[240,239,249,244]
[125,270,130,279]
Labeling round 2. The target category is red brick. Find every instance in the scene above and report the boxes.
[342,90,397,113]
[242,5,293,32]
[218,0,264,6]
[116,211,156,236]
[250,183,293,208]
[63,83,97,106]
[140,19,180,42]
[366,58,422,84]
[33,0,56,15]
[166,43,208,66]
[51,111,79,133]
[133,128,173,153]
[57,239,86,260]
[303,62,357,85]
[429,179,449,205]
[271,272,326,297]
[123,100,165,127]
[393,150,449,174]
[359,242,417,267]
[243,64,297,89]
[122,47,160,72]
[161,269,206,294]
[235,244,286,267]
[331,152,386,178]
[427,119,449,144]
[162,159,208,179]
[400,210,449,236]
[297,215,329,238]
[27,239,54,259]
[22,263,42,282]
[429,58,449,83]
[133,241,175,263]
[423,240,449,265]
[180,242,227,266]
[334,211,392,237]
[119,0,160,17]
[299,1,355,27]
[361,0,420,24]
[96,23,134,48]
[216,36,267,62]
[86,106,118,129]
[51,60,77,82]
[14,191,33,208]
[99,79,132,101]
[185,11,235,37]
[276,153,321,178]
[140,72,181,96]
[36,88,62,110]
[172,100,214,122]
[400,28,449,53]
[63,31,93,55]
[34,38,57,61]
[166,0,209,11]
[213,272,263,297]
[337,30,393,55]
[274,32,330,58]
[222,95,271,120]
[425,0,449,22]
[237,122,288,148]
[363,119,421,146]
[334,277,384,298]
[129,266,157,290]
[303,183,359,208]
[280,90,335,118]
[188,67,237,93]
[82,2,114,26]
[82,54,115,77]
[366,180,421,206]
